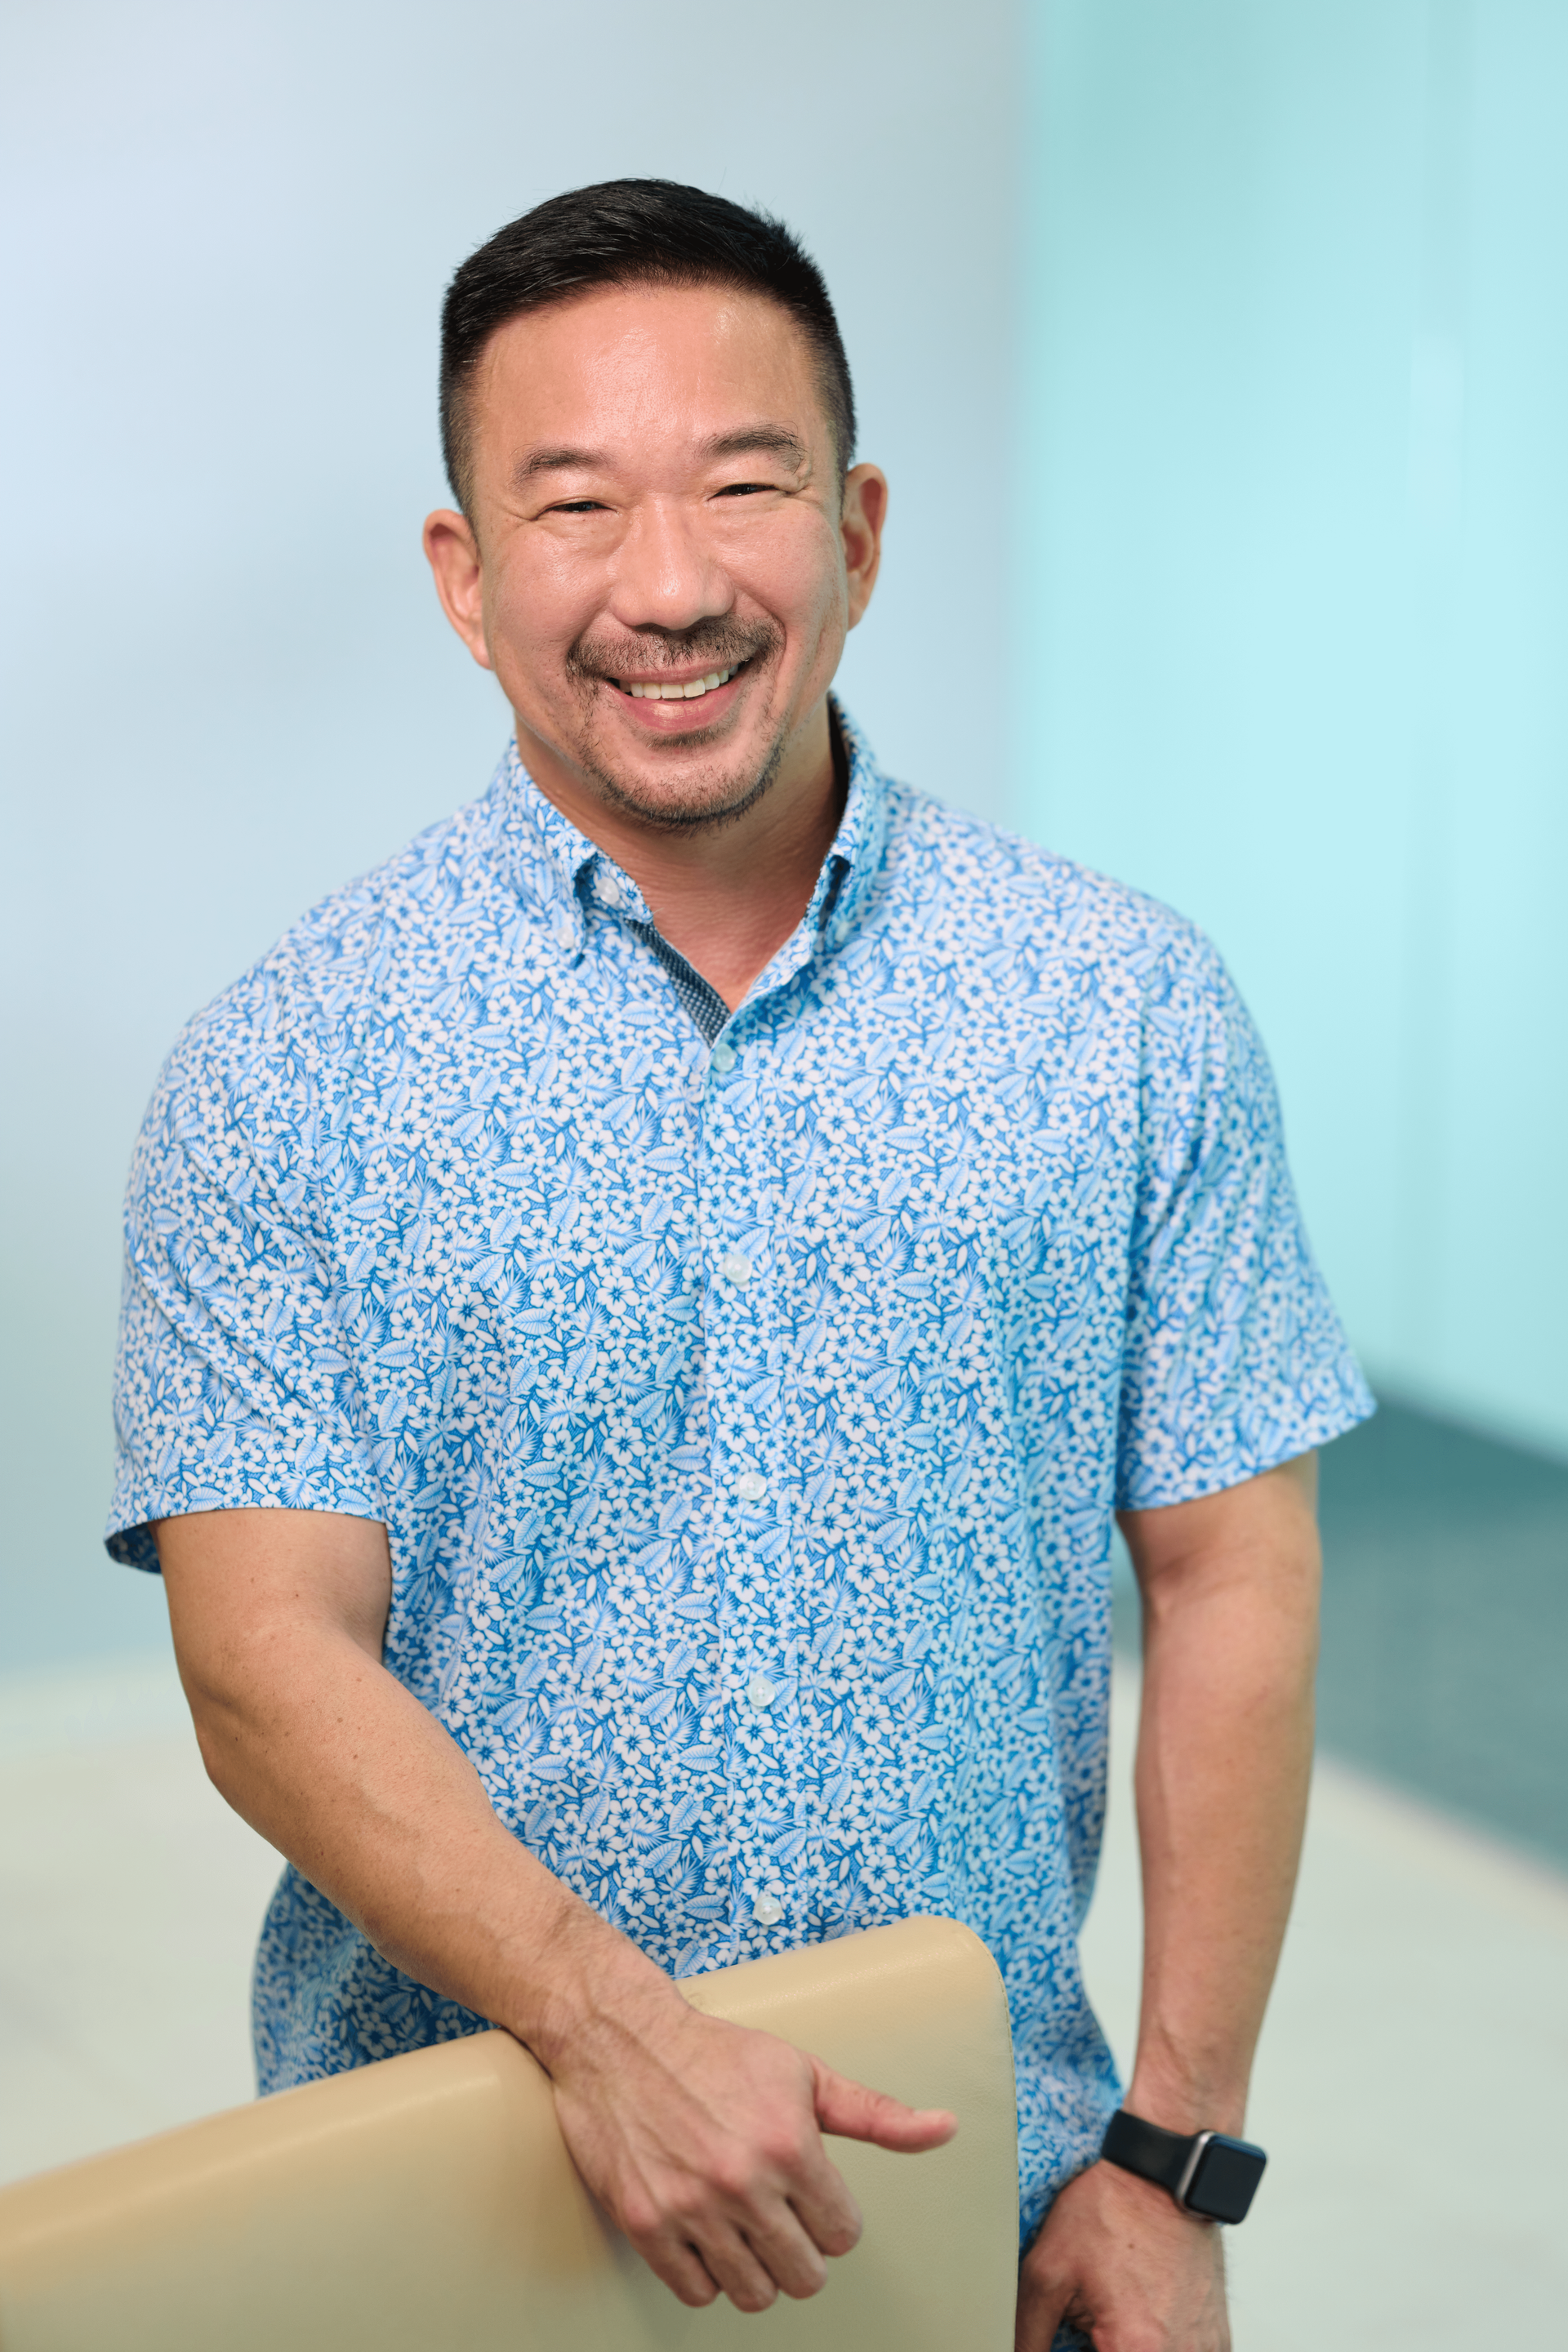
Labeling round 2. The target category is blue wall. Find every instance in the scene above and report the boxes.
[0,0,1022,1673]
[1019,0,1568,1457]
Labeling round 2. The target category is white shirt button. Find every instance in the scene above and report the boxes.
[599,871,623,907]
[752,1892,784,1927]
[735,1470,767,1503]
[555,915,577,951]
[719,1250,753,1285]
[710,1040,737,1073]
[746,1673,777,1710]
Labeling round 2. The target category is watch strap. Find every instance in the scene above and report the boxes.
[1100,2109,1268,2224]
[1100,2108,1194,2197]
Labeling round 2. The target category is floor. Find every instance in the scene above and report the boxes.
[0,1654,279,2180]
[1315,1400,1568,1870]
[2,1399,1566,2344]
[1081,1664,1568,2351]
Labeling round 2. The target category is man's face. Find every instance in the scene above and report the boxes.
[425,283,885,831]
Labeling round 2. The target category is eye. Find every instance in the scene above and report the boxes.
[547,498,610,514]
[714,480,773,499]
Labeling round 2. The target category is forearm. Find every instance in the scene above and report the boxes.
[158,1506,951,2317]
[1124,1454,1320,2132]
[159,1514,672,2067]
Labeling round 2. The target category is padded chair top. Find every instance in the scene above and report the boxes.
[0,1913,1018,2351]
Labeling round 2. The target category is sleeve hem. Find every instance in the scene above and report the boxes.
[105,1487,390,1575]
[1114,1385,1376,1514]
[105,1521,163,1574]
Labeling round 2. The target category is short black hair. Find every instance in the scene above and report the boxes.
[439,179,856,516]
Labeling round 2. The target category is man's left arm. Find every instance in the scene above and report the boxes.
[1017,1450,1321,2352]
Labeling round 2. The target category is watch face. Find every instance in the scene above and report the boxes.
[1186,2136,1267,2225]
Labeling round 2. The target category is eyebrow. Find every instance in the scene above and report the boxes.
[705,426,809,467]
[511,425,810,488]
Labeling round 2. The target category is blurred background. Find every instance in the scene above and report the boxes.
[2,3,1565,2344]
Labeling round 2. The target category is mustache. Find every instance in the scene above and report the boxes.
[567,617,782,684]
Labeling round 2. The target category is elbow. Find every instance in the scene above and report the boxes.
[177,1668,262,1809]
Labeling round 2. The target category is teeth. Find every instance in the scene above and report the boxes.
[626,666,735,700]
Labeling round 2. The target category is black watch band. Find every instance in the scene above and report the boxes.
[1099,2109,1267,2225]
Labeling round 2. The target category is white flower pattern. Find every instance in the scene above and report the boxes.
[108,711,1371,2239]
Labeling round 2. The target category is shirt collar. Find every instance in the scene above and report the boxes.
[816,701,889,954]
[492,697,889,969]
[492,744,604,963]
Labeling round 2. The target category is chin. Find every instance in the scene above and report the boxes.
[599,765,776,831]
[588,729,785,832]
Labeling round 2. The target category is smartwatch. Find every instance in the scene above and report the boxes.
[1099,2109,1267,2224]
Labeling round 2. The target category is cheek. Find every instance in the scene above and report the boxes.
[722,510,846,637]
[483,547,597,677]
[781,527,851,670]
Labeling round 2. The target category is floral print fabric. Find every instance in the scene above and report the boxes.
[108,715,1371,2236]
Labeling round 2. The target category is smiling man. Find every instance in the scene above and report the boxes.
[109,181,1371,2350]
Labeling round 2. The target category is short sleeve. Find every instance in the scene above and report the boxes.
[1115,929,1374,1510]
[107,995,387,1571]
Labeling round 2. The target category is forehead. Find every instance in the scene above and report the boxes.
[468,282,827,467]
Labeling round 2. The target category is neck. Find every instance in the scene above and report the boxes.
[514,697,846,1009]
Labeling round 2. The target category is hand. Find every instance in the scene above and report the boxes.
[546,1978,957,2312]
[1015,2159,1229,2351]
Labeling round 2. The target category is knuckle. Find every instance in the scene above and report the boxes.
[663,2181,710,2231]
[618,2190,662,2245]
[760,2123,809,2174]
[710,2153,758,2206]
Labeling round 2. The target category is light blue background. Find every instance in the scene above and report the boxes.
[5,0,1565,1673]
[1,0,1020,1671]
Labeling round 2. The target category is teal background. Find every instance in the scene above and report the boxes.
[1018,0,1568,1457]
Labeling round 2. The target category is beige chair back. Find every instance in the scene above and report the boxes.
[0,1913,1018,2350]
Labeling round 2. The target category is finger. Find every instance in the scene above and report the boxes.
[737,2194,833,2299]
[812,2058,959,2152]
[785,2145,863,2260]
[687,2223,782,2315]
[631,2234,722,2310]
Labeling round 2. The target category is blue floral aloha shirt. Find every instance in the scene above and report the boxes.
[108,710,1371,2240]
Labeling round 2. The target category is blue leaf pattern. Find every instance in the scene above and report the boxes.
[107,712,1370,2238]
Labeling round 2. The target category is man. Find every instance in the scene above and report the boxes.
[109,180,1370,2347]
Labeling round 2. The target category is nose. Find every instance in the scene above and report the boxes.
[605,494,734,635]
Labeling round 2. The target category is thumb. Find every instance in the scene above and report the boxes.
[1013,2259,1072,2352]
[811,2057,959,2153]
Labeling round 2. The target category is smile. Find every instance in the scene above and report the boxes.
[617,664,741,702]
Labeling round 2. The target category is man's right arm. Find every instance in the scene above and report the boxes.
[158,1506,953,2312]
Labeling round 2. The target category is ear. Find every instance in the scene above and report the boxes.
[841,464,889,631]
[422,510,493,671]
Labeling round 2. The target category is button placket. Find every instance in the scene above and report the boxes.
[695,1037,749,1944]
[697,1030,809,1952]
